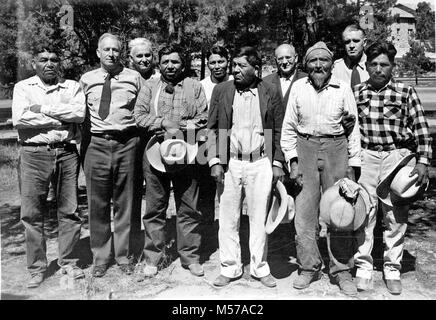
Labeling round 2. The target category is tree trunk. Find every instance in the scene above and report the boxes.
[168,0,175,37]
[200,47,206,80]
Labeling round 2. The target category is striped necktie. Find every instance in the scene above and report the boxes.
[98,74,112,120]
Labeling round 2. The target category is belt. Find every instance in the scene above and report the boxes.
[230,151,266,162]
[92,127,138,141]
[298,132,346,140]
[20,141,74,149]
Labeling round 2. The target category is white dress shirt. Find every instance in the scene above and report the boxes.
[332,54,369,88]
[281,76,361,167]
[12,75,85,144]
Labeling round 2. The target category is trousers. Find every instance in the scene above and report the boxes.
[218,157,273,278]
[20,144,82,275]
[143,157,202,267]
[294,135,354,275]
[355,148,412,280]
[84,134,139,266]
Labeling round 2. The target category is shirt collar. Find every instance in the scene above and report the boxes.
[29,75,67,90]
[160,76,185,87]
[361,78,399,93]
[344,54,367,70]
[100,66,123,80]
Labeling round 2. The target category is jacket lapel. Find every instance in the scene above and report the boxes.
[224,83,235,125]
[257,82,268,128]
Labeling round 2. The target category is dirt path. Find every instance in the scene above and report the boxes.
[2,174,436,300]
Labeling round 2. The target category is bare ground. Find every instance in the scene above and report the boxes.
[1,168,436,300]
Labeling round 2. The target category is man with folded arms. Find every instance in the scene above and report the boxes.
[12,44,86,288]
[134,44,208,278]
[281,42,361,296]
[353,42,431,295]
[208,46,285,288]
[80,33,142,277]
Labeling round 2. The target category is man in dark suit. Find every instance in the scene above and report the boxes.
[263,43,306,109]
[207,46,285,288]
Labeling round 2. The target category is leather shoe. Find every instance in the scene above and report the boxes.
[386,279,402,295]
[27,273,44,288]
[188,263,204,277]
[119,263,134,275]
[335,271,357,296]
[213,275,231,287]
[92,265,108,278]
[293,271,321,289]
[259,274,276,288]
[355,276,372,291]
[61,265,85,279]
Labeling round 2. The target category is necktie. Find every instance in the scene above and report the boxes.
[351,65,361,88]
[98,74,112,120]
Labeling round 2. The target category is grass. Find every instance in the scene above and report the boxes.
[0,143,19,194]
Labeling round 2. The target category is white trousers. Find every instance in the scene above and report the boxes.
[218,157,273,278]
[355,148,413,280]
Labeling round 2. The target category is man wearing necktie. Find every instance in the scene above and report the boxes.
[334,24,370,153]
[263,43,307,111]
[332,24,369,88]
[80,33,142,278]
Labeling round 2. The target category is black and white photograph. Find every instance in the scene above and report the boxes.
[0,0,435,304]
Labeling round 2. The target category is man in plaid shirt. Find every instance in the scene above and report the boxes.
[353,42,432,295]
[134,44,208,279]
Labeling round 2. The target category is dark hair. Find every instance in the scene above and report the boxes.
[158,44,186,67]
[233,46,261,68]
[32,43,61,57]
[365,42,397,64]
[206,45,229,60]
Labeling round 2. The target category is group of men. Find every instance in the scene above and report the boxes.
[12,23,431,297]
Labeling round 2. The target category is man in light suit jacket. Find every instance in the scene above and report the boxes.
[207,46,285,288]
[263,43,306,110]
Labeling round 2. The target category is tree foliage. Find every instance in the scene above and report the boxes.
[415,1,435,42]
[0,0,406,84]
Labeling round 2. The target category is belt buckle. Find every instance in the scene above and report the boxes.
[376,145,383,152]
[103,134,112,140]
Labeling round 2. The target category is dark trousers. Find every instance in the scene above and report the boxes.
[143,156,202,267]
[20,144,82,275]
[295,135,354,275]
[84,135,139,266]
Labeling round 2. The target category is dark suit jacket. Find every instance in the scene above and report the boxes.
[262,69,307,110]
[207,78,284,168]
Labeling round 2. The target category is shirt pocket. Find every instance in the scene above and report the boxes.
[383,100,402,120]
[356,98,370,118]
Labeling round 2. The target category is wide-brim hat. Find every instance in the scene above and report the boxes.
[146,135,198,172]
[376,154,423,206]
[320,180,372,232]
[265,180,295,234]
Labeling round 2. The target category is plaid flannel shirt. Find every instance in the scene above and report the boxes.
[353,79,432,165]
[134,77,208,132]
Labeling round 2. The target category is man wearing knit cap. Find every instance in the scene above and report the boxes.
[281,41,361,296]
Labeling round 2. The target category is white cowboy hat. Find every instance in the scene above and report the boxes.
[320,178,372,232]
[265,180,295,234]
[376,153,427,206]
[146,135,198,172]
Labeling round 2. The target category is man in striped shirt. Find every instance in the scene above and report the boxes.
[281,41,361,296]
[353,42,432,295]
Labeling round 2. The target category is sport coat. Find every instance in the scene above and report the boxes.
[262,69,307,109]
[207,78,284,168]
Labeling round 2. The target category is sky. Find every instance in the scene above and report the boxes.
[396,0,435,10]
